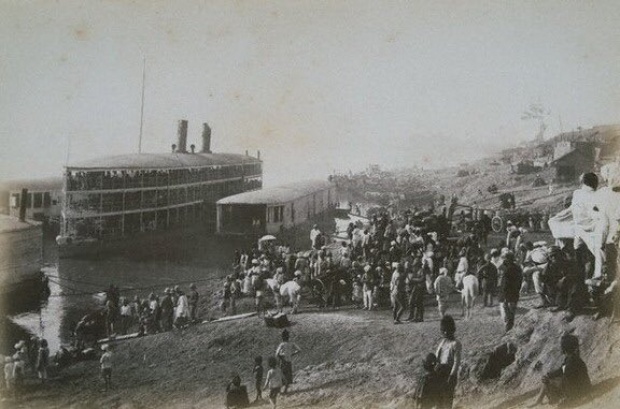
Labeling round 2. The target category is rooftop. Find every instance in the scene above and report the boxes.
[217,180,333,205]
[0,177,63,192]
[552,145,594,164]
[66,152,261,171]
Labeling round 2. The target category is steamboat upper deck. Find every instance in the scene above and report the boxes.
[57,120,262,245]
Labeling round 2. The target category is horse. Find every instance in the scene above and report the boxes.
[279,280,302,314]
[266,278,283,311]
[265,276,328,314]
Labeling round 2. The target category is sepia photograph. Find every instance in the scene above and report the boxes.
[1,1,620,408]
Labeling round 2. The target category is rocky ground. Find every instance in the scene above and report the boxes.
[5,286,620,409]
[413,159,575,214]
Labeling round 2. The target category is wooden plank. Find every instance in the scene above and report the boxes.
[96,312,259,344]
[202,312,257,324]
[97,332,140,344]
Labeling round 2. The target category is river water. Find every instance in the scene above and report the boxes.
[5,233,252,355]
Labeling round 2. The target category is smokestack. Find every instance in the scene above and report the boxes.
[19,188,28,222]
[201,123,212,153]
[177,119,188,153]
[245,150,248,156]
[257,150,261,160]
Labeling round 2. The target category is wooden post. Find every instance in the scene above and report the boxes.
[19,188,28,221]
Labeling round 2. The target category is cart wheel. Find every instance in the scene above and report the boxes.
[491,216,504,233]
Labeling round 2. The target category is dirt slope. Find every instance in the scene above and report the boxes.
[12,292,620,409]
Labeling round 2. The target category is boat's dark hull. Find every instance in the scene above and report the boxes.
[57,224,255,263]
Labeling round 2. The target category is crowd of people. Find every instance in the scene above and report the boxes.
[222,199,614,334]
[73,283,201,350]
[1,337,50,401]
[6,164,618,408]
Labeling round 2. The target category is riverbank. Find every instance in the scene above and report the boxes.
[7,290,620,409]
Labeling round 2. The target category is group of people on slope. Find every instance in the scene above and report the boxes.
[75,283,200,348]
[1,338,50,401]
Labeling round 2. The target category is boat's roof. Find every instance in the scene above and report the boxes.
[0,177,63,192]
[0,214,42,234]
[217,180,333,205]
[66,152,261,171]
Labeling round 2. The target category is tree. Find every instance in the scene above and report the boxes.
[522,103,551,142]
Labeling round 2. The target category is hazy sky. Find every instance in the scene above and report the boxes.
[2,0,620,185]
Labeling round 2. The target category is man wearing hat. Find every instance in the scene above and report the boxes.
[174,287,190,329]
[497,251,523,332]
[434,267,454,318]
[188,283,199,323]
[406,259,426,322]
[595,163,620,284]
[160,288,174,331]
[310,224,321,248]
[390,263,407,324]
[361,264,375,311]
[254,268,268,317]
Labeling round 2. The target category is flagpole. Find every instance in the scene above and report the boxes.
[139,57,146,153]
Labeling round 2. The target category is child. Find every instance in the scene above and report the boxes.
[435,315,462,409]
[100,344,113,391]
[225,374,249,409]
[36,339,50,383]
[252,356,263,403]
[263,357,283,409]
[12,341,27,399]
[415,353,441,409]
[4,356,14,399]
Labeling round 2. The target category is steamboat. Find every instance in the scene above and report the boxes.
[56,120,262,257]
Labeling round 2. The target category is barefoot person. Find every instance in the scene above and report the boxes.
[435,315,462,409]
[434,268,454,318]
[461,270,479,320]
[264,357,283,409]
[252,356,264,403]
[497,251,523,332]
[100,344,113,391]
[275,329,301,394]
[414,353,441,409]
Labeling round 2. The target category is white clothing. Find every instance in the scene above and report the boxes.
[461,275,479,307]
[175,294,189,319]
[310,228,321,245]
[100,351,113,369]
[456,257,468,274]
[596,187,620,244]
[120,305,132,317]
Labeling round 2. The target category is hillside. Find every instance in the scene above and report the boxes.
[15,292,620,409]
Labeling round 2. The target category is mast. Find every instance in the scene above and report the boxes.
[138,57,146,153]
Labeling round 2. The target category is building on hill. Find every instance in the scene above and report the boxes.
[551,143,595,183]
